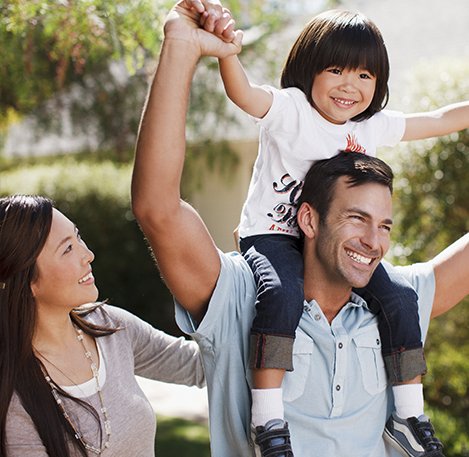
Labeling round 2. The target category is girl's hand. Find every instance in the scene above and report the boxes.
[181,0,240,44]
[165,1,242,59]
[198,1,238,44]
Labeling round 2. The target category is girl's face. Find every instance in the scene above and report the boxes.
[31,209,98,312]
[311,67,376,124]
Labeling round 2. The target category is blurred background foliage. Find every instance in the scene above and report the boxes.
[386,59,469,456]
[0,0,468,454]
[0,0,166,155]
[0,155,182,333]
[0,0,279,155]
[155,416,210,456]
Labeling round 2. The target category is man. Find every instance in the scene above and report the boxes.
[131,1,469,456]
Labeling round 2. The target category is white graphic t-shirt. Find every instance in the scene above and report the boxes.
[238,86,406,238]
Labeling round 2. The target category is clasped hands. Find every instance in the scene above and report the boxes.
[165,0,243,59]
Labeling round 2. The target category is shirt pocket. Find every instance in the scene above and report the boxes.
[352,329,388,396]
[283,333,315,403]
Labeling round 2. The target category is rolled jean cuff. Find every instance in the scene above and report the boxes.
[249,333,294,371]
[384,347,427,384]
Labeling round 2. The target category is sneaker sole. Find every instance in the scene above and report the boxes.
[383,428,416,457]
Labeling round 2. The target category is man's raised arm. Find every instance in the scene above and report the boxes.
[131,1,242,321]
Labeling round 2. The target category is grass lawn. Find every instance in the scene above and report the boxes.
[155,416,210,456]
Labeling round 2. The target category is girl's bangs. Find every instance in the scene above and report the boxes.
[319,27,383,75]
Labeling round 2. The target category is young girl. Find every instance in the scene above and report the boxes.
[0,195,205,456]
[215,8,469,457]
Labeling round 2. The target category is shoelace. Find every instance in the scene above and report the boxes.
[255,426,293,457]
[411,418,444,451]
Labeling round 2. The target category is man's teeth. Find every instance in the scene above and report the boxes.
[78,272,92,284]
[346,250,372,265]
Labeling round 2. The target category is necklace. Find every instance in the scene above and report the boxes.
[43,326,111,454]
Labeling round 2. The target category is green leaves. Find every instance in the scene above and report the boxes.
[390,59,469,456]
[391,60,469,263]
[1,0,278,156]
[0,0,165,124]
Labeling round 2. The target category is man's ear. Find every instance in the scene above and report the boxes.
[297,202,319,239]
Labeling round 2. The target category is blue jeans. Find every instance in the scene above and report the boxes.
[240,234,426,383]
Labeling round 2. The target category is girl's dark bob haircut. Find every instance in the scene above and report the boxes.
[280,10,390,122]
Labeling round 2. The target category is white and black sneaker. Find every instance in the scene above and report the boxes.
[384,413,445,457]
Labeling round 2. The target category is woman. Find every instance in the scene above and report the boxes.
[0,195,205,456]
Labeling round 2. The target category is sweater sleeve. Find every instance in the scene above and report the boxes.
[5,394,49,457]
[101,305,205,388]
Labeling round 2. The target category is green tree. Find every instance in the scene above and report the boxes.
[390,59,469,456]
[1,0,168,154]
[0,0,279,156]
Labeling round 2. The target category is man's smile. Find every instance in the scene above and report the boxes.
[345,248,374,265]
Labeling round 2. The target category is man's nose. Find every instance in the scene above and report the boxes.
[360,225,380,250]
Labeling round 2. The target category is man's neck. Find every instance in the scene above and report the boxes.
[306,286,352,324]
[303,262,353,324]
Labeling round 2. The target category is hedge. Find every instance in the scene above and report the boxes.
[0,157,181,336]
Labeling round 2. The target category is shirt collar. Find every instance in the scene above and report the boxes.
[307,291,370,313]
[349,291,370,310]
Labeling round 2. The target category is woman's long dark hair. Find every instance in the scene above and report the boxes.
[0,195,118,457]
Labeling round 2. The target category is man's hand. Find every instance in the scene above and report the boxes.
[164,0,242,59]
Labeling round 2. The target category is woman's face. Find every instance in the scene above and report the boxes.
[31,209,98,312]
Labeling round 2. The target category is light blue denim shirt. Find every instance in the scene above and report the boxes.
[175,252,435,457]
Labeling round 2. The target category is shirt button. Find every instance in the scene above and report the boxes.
[336,385,341,391]
[338,342,343,349]
[303,305,309,312]
[314,314,321,321]
[376,339,380,346]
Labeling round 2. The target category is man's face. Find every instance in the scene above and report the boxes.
[313,177,392,289]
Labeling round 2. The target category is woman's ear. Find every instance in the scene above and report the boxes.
[297,202,319,240]
[30,272,40,299]
[30,280,37,298]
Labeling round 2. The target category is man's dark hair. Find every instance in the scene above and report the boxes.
[297,151,394,224]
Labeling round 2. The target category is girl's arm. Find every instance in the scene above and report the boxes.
[402,100,469,141]
[219,55,273,118]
